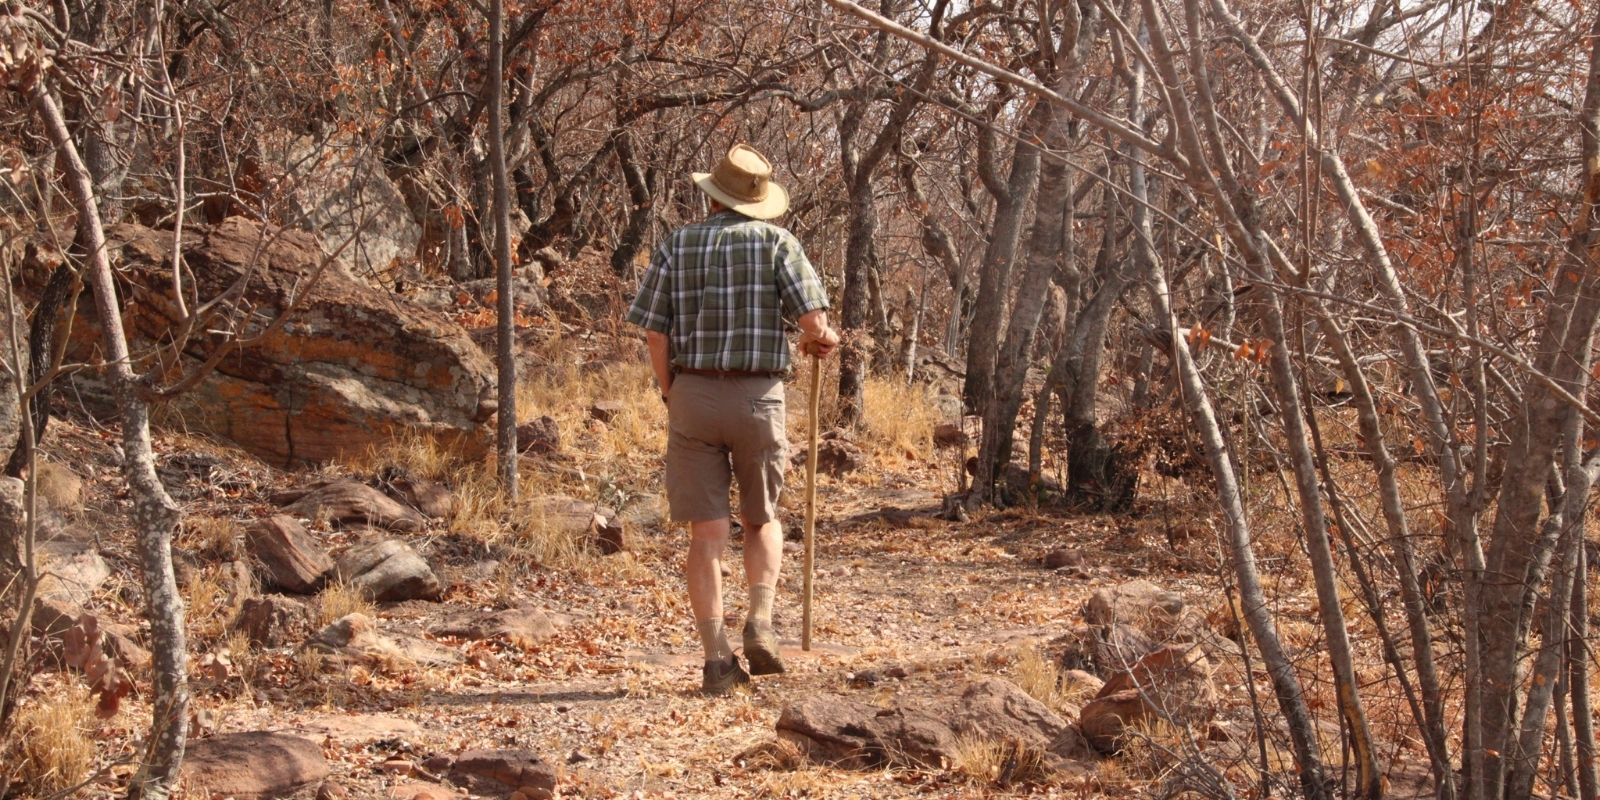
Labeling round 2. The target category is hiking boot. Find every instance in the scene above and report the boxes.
[701,655,750,696]
[742,620,786,676]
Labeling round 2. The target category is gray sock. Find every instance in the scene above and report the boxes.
[748,584,776,624]
[695,618,732,661]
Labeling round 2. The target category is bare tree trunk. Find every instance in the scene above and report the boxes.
[1319,310,1455,797]
[34,85,188,800]
[1571,541,1597,800]
[1144,248,1331,800]
[962,102,1042,417]
[1259,292,1381,798]
[487,0,518,501]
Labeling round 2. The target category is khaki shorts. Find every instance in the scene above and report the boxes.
[665,374,787,524]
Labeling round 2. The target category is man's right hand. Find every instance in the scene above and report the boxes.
[799,326,841,359]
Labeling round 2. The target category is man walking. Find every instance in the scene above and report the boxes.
[626,143,840,695]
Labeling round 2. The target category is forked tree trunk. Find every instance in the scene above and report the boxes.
[34,86,188,800]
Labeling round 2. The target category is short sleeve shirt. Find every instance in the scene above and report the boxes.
[626,211,830,372]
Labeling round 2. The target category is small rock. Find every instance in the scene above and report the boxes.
[516,417,561,455]
[448,750,559,799]
[1084,579,1187,640]
[182,732,329,799]
[34,461,84,514]
[336,539,442,602]
[236,595,315,648]
[35,541,110,606]
[792,429,865,476]
[589,401,625,423]
[246,515,334,594]
[1044,548,1083,570]
[430,607,559,648]
[932,422,968,448]
[379,759,415,776]
[388,782,461,800]
[280,480,428,532]
[377,467,456,520]
[317,780,350,800]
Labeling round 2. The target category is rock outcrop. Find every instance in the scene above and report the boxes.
[182,731,329,799]
[776,679,1090,770]
[246,515,333,593]
[334,539,442,602]
[83,219,494,466]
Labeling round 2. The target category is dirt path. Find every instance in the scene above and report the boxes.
[247,474,1216,799]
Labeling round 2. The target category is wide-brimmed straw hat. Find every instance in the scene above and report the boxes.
[692,143,789,220]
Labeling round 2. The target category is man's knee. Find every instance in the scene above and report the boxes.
[689,519,730,545]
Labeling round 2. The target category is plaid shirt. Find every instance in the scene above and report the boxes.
[626,211,829,372]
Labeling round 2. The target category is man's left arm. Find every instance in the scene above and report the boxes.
[626,246,675,401]
[647,330,673,402]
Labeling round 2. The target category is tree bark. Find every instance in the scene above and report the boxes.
[34,85,188,800]
[488,0,518,501]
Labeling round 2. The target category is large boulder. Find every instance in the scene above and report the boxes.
[1084,580,1187,640]
[82,219,495,466]
[182,731,329,799]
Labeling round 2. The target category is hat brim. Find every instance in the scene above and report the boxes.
[692,172,789,220]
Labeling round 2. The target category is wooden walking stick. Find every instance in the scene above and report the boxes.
[801,352,821,651]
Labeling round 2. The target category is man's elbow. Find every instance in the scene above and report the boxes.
[646,330,670,346]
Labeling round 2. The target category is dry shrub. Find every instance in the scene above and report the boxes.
[4,686,96,796]
[861,377,939,459]
[317,581,374,627]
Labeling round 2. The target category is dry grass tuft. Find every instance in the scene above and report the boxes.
[951,735,1052,788]
[346,428,463,483]
[185,564,239,642]
[180,515,242,561]
[735,738,807,771]
[4,686,96,796]
[317,581,374,627]
[1118,715,1185,778]
[1015,645,1075,714]
[861,377,939,459]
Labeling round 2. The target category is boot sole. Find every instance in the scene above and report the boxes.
[744,644,787,675]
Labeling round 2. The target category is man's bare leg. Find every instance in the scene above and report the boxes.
[687,519,732,660]
[689,518,747,693]
[741,516,786,674]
